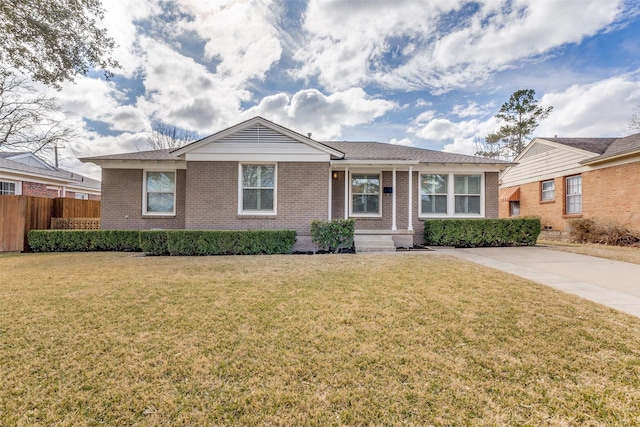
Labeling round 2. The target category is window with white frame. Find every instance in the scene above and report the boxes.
[541,179,555,201]
[566,175,582,214]
[420,174,448,215]
[0,181,17,195]
[454,175,481,214]
[75,193,88,200]
[241,164,275,213]
[351,174,380,215]
[143,171,176,215]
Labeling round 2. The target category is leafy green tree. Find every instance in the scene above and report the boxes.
[0,0,119,89]
[476,89,553,160]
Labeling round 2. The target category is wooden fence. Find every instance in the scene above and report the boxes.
[0,196,100,252]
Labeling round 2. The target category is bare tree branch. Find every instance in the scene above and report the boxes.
[146,123,198,150]
[0,66,75,159]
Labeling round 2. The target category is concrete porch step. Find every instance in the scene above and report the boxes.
[354,234,396,253]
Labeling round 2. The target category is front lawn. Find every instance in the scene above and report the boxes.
[1,252,639,425]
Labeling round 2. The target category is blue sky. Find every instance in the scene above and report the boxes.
[52,0,640,178]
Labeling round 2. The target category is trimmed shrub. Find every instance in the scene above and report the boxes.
[423,218,541,248]
[310,218,355,253]
[568,218,640,246]
[139,230,170,256]
[163,230,297,256]
[28,230,141,252]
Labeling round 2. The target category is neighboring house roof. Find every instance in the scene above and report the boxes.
[0,152,101,191]
[537,137,617,155]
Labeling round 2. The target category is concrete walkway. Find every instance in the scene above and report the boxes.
[436,246,640,318]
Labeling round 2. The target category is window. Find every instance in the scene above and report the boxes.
[541,180,555,201]
[241,164,275,213]
[0,181,16,195]
[566,175,582,214]
[144,171,176,215]
[454,175,481,214]
[75,193,88,200]
[351,174,380,215]
[510,201,520,217]
[420,174,448,214]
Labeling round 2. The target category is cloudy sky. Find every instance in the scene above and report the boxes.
[52,0,640,179]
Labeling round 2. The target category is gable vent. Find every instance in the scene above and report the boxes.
[521,143,555,160]
[219,124,296,144]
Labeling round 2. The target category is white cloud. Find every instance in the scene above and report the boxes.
[244,88,396,139]
[57,77,150,133]
[537,76,640,137]
[134,37,251,133]
[292,0,625,93]
[452,101,486,118]
[174,0,283,83]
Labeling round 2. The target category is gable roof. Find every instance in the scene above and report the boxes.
[82,117,512,168]
[529,133,640,166]
[537,137,617,155]
[172,116,345,159]
[0,152,101,190]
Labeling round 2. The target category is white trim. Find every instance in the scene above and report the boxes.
[328,169,332,221]
[185,152,330,162]
[173,116,344,158]
[418,172,484,219]
[349,171,382,218]
[408,166,413,230]
[0,179,20,195]
[238,162,277,216]
[344,166,349,219]
[392,167,397,231]
[142,170,177,216]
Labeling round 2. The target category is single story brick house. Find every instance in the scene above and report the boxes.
[499,133,640,238]
[81,116,511,251]
[0,152,100,200]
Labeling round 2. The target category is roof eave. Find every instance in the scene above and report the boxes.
[580,149,640,165]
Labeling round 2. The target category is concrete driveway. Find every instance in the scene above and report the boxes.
[436,246,640,318]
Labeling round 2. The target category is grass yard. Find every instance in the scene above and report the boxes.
[539,241,640,265]
[1,252,640,426]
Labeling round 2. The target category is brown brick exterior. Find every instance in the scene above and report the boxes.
[499,161,640,233]
[22,181,61,198]
[184,161,329,237]
[582,162,640,231]
[100,169,186,230]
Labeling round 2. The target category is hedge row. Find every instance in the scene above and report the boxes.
[28,230,141,252]
[140,230,297,256]
[423,218,541,247]
[310,218,355,253]
[28,229,297,255]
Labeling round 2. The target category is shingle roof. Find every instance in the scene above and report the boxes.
[540,133,640,164]
[540,137,617,154]
[320,141,511,164]
[0,154,101,190]
[82,142,511,165]
[81,149,178,161]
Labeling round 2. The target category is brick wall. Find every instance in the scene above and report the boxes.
[185,161,329,236]
[485,172,499,218]
[499,178,568,231]
[22,181,59,198]
[582,162,640,232]
[100,169,186,230]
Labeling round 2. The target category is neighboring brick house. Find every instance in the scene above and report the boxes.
[0,152,100,200]
[499,133,640,238]
[81,116,511,251]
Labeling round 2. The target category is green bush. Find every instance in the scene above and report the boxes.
[423,218,541,247]
[310,218,355,253]
[163,230,297,256]
[139,230,170,256]
[28,230,141,252]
